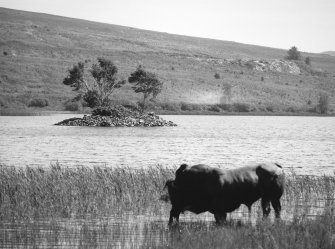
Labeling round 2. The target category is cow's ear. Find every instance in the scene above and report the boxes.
[176,164,188,175]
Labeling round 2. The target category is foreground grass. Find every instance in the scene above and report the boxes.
[0,164,334,220]
[165,215,335,249]
[0,164,334,248]
[1,214,334,248]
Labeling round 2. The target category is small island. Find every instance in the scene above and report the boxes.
[55,58,177,127]
[55,105,177,127]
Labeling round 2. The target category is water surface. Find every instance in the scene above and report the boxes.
[0,115,334,175]
[0,201,331,249]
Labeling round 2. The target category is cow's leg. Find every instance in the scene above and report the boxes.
[168,209,174,224]
[271,198,281,219]
[214,212,227,225]
[247,205,252,221]
[168,207,180,225]
[175,212,180,222]
[261,198,271,218]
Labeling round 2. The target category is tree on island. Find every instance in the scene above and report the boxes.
[63,58,126,108]
[128,66,163,113]
[286,46,301,60]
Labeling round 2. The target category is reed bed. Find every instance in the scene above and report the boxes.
[0,164,334,248]
[0,164,334,220]
[0,163,174,219]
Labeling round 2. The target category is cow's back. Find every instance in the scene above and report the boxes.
[176,164,215,184]
[216,163,284,211]
[175,164,223,191]
[224,163,284,198]
[174,164,223,209]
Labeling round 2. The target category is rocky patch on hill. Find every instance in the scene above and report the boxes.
[243,59,301,74]
[192,56,302,74]
[55,106,177,127]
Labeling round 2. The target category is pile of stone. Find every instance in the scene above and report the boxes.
[238,59,301,74]
[260,59,300,74]
[192,57,302,75]
[55,106,177,127]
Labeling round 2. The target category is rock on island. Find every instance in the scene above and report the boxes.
[55,105,177,127]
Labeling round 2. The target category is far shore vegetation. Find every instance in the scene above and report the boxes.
[1,52,333,117]
[1,98,333,116]
[1,50,333,116]
[1,41,334,117]
[58,50,332,117]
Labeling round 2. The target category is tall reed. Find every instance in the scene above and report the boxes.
[0,164,334,221]
[0,163,174,219]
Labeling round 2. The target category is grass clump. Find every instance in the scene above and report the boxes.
[265,105,274,112]
[159,102,181,111]
[64,101,80,111]
[216,103,233,112]
[28,98,49,108]
[207,105,221,112]
[180,102,203,111]
[318,93,329,114]
[233,102,251,112]
[0,97,8,108]
[180,102,194,111]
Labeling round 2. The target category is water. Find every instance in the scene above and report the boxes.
[0,114,334,175]
[0,214,172,248]
[0,203,333,248]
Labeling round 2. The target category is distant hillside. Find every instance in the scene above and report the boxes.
[0,7,334,113]
[322,51,335,56]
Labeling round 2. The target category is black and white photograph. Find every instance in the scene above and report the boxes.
[0,0,334,248]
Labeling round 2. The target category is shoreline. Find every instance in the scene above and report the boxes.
[157,110,335,117]
[1,109,334,117]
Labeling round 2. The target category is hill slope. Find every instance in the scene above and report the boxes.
[322,51,335,57]
[0,8,334,113]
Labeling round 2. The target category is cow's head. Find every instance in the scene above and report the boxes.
[163,179,175,190]
[160,179,175,202]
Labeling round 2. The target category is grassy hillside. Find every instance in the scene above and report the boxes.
[322,51,335,57]
[1,7,334,113]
